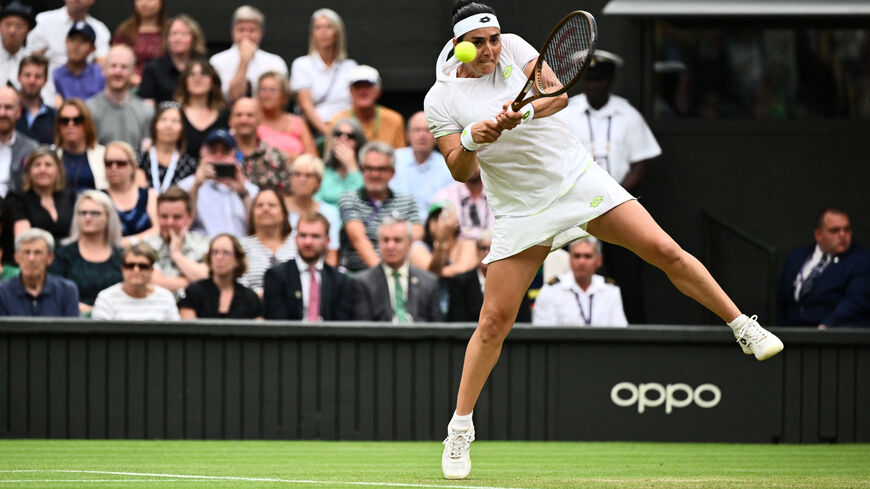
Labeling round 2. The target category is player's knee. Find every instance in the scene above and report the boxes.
[477,308,514,344]
[647,237,685,270]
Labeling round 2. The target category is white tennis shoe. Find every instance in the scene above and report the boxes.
[731,315,784,361]
[442,422,474,480]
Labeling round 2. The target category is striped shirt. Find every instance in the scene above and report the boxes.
[239,234,298,293]
[338,188,421,272]
[91,283,180,321]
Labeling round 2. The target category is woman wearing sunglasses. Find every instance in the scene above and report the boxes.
[54,99,107,193]
[92,242,180,320]
[49,190,124,315]
[103,141,158,247]
[314,117,366,206]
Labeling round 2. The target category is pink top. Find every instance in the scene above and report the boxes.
[257,118,305,157]
[113,31,164,76]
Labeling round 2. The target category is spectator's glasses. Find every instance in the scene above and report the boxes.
[105,160,129,168]
[332,130,356,140]
[59,116,84,126]
[77,210,104,218]
[122,261,153,271]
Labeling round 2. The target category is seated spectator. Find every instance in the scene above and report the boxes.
[0,195,18,278]
[103,141,157,246]
[533,237,628,327]
[284,155,341,267]
[433,166,494,241]
[135,101,198,192]
[0,228,78,316]
[53,22,105,104]
[315,117,365,206]
[350,217,441,323]
[255,71,316,159]
[0,86,39,197]
[329,65,405,149]
[228,96,289,192]
[264,212,349,321]
[390,111,454,218]
[9,147,76,242]
[178,233,262,319]
[49,190,124,314]
[338,141,422,273]
[176,58,229,159]
[210,5,288,103]
[778,206,870,328]
[0,1,48,102]
[290,8,357,139]
[86,45,154,149]
[55,98,106,192]
[15,54,57,145]
[447,231,531,323]
[239,188,296,295]
[91,242,179,320]
[181,128,258,237]
[111,0,167,82]
[410,202,477,278]
[26,0,111,73]
[139,14,206,106]
[144,185,209,293]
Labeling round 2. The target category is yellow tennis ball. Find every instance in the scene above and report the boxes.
[455,41,477,63]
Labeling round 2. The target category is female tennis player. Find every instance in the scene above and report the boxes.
[424,0,784,480]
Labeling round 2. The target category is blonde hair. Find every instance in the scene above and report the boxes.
[105,141,138,183]
[166,14,207,58]
[308,8,347,61]
[22,147,65,193]
[291,154,325,181]
[64,190,123,247]
[232,5,265,30]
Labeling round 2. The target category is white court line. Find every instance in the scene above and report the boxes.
[0,470,541,489]
[0,480,192,483]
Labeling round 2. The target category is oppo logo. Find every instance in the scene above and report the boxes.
[610,382,722,414]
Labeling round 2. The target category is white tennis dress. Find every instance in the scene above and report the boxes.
[424,34,633,263]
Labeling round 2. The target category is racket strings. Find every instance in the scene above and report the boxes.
[537,15,595,94]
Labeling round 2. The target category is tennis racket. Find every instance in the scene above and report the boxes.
[510,10,598,112]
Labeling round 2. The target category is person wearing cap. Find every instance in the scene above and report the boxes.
[0,0,50,103]
[179,128,259,237]
[26,0,111,73]
[86,44,154,149]
[52,21,105,104]
[328,65,406,149]
[209,5,288,104]
[562,49,662,324]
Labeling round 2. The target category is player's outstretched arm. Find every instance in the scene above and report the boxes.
[436,122,503,182]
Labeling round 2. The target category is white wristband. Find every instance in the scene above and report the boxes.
[517,102,535,124]
[460,123,480,151]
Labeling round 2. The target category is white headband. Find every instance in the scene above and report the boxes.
[453,13,500,39]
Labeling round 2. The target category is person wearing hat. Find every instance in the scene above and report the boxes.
[25,0,111,74]
[562,49,663,324]
[179,128,259,237]
[209,5,288,103]
[0,1,38,93]
[52,21,105,104]
[328,65,406,149]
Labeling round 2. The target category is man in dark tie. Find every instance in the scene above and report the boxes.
[778,206,870,328]
[263,212,350,321]
[350,216,441,323]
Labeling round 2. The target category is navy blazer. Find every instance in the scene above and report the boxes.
[350,264,442,322]
[263,259,351,321]
[778,243,870,327]
[447,268,531,323]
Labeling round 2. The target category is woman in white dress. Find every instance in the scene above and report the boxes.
[427,0,784,480]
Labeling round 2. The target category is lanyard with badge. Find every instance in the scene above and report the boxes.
[149,147,180,193]
[569,290,594,325]
[585,110,612,175]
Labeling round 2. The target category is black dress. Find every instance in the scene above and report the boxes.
[178,278,262,319]
[7,188,77,243]
[137,54,181,104]
[182,109,229,159]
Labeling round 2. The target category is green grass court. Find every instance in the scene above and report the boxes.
[0,440,868,488]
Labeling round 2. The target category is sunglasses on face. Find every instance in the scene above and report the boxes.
[59,116,84,126]
[105,160,129,168]
[122,262,153,271]
[332,130,356,140]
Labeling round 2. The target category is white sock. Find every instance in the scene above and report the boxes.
[727,314,748,328]
[449,411,473,430]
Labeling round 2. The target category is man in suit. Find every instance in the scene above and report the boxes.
[0,86,38,197]
[350,216,441,323]
[263,212,349,321]
[447,230,530,323]
[778,206,870,328]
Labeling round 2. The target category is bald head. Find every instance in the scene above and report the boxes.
[105,44,136,93]
[407,110,435,157]
[0,86,21,138]
[230,97,261,139]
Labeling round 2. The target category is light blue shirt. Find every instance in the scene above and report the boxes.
[389,147,454,219]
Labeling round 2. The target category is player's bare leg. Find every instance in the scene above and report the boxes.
[586,200,783,360]
[443,245,549,479]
